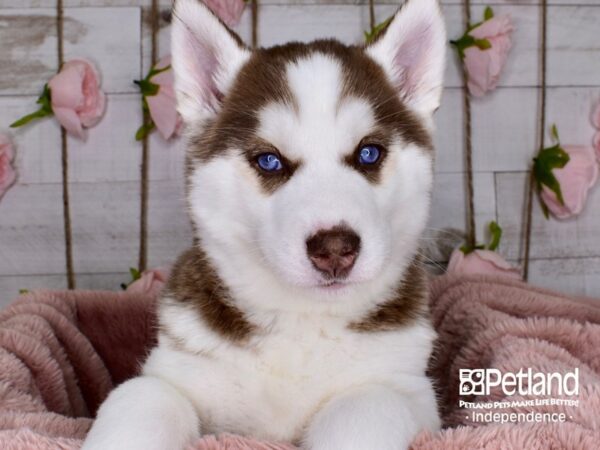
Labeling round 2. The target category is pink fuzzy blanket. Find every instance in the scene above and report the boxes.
[0,275,598,449]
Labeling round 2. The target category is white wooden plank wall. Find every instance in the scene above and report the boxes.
[0,0,599,303]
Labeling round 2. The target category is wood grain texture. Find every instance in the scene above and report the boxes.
[69,181,141,276]
[0,274,67,306]
[428,172,497,251]
[0,183,66,276]
[68,94,143,183]
[0,9,59,95]
[147,179,194,269]
[527,256,600,298]
[64,7,141,94]
[0,272,127,307]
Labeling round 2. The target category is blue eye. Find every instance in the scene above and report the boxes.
[358,145,381,165]
[257,153,283,172]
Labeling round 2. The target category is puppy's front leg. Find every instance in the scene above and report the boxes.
[304,385,427,450]
[82,376,199,450]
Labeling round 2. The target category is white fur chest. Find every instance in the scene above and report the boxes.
[143,304,436,443]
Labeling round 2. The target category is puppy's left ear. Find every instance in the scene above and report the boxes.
[366,0,446,119]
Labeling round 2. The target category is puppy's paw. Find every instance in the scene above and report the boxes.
[82,376,200,450]
[303,385,423,450]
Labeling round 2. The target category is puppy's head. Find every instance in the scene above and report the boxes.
[172,0,446,310]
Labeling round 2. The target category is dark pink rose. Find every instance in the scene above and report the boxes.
[540,145,599,219]
[146,56,182,140]
[127,268,169,295]
[203,0,246,27]
[0,134,17,201]
[48,59,106,139]
[464,15,514,97]
[447,248,521,279]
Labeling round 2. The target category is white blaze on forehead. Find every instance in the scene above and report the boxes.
[256,53,377,161]
[287,53,342,121]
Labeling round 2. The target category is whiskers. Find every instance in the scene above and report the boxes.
[414,249,448,275]
[396,227,464,275]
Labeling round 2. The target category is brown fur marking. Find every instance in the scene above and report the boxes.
[349,259,428,332]
[164,247,256,343]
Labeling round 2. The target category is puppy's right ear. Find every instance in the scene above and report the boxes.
[171,0,251,125]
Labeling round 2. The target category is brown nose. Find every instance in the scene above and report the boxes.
[306,226,361,279]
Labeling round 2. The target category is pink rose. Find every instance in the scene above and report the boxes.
[0,134,17,201]
[463,15,514,97]
[127,268,169,295]
[146,56,182,140]
[540,145,599,219]
[203,0,246,27]
[447,248,521,279]
[48,59,106,140]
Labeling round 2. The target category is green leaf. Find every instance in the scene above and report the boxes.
[121,267,142,290]
[147,64,171,80]
[474,38,492,50]
[550,123,560,143]
[10,108,52,128]
[461,220,503,254]
[450,35,476,59]
[484,6,494,21]
[134,78,160,97]
[487,221,503,251]
[364,16,393,44]
[452,8,496,58]
[141,96,150,114]
[135,124,145,141]
[533,143,570,216]
[460,243,485,254]
[466,21,482,33]
[37,84,53,114]
[539,197,550,220]
[129,267,141,281]
[10,84,53,128]
[451,35,492,59]
[134,72,156,139]
[19,289,29,295]
[135,120,156,141]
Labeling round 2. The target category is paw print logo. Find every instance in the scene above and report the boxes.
[459,369,486,396]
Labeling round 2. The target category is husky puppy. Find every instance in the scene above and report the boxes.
[83,0,446,448]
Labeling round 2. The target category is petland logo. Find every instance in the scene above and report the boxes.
[459,368,580,424]
[459,368,579,397]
